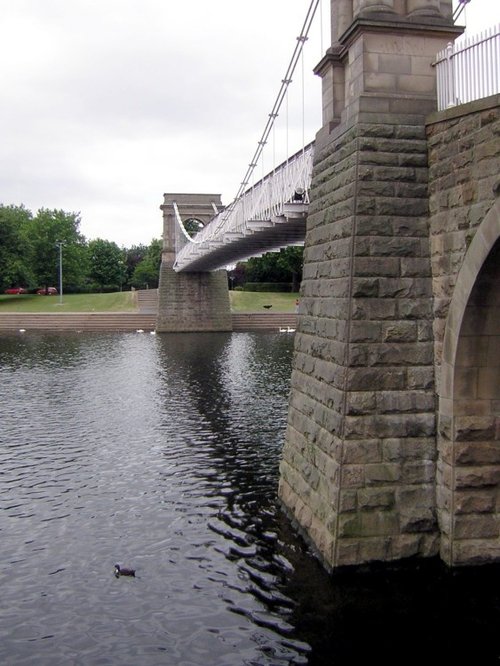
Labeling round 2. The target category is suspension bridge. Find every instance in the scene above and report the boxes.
[172,143,313,272]
[157,0,500,576]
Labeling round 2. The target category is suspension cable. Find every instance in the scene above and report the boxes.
[320,0,323,55]
[301,41,305,155]
[224,0,320,215]
[453,0,471,23]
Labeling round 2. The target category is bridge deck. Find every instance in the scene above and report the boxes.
[176,211,307,272]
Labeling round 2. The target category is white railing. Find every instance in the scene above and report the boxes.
[174,142,314,262]
[436,24,500,111]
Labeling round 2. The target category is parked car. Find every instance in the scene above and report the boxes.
[4,287,27,294]
[36,287,58,295]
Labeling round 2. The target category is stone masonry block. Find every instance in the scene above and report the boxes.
[349,321,382,342]
[452,540,500,566]
[365,462,401,484]
[397,485,435,510]
[382,321,417,342]
[379,278,432,299]
[454,490,496,514]
[384,437,436,462]
[400,508,436,533]
[454,416,496,441]
[357,488,395,510]
[455,466,500,489]
[345,392,377,416]
[342,438,381,463]
[400,257,432,277]
[358,537,396,563]
[401,461,436,485]
[347,367,406,391]
[351,299,397,320]
[455,441,500,466]
[341,465,365,488]
[369,237,423,257]
[407,367,434,390]
[376,391,435,414]
[339,510,399,538]
[397,298,433,318]
[353,257,400,277]
[454,515,499,539]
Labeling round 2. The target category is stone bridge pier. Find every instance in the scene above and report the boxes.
[156,193,232,332]
[279,1,500,569]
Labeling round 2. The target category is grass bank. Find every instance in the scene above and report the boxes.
[0,292,136,313]
[229,291,299,312]
[0,290,300,313]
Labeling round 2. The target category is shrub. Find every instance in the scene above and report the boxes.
[242,282,292,293]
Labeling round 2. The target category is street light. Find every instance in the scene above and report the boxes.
[55,240,64,305]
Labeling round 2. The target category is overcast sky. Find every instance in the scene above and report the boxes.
[1,0,498,248]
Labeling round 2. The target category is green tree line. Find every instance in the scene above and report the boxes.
[0,204,162,293]
[237,246,303,290]
[1,204,303,294]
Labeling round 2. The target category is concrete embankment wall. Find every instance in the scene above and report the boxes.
[0,312,298,332]
[232,313,298,331]
[0,313,158,331]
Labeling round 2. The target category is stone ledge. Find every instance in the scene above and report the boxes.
[426,93,500,127]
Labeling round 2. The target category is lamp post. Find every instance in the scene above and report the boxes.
[56,240,64,305]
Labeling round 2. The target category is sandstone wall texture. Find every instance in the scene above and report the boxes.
[427,95,500,565]
[280,94,500,569]
[279,112,438,569]
[427,96,500,377]
[156,265,231,333]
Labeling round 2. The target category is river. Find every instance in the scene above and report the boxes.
[1,331,499,665]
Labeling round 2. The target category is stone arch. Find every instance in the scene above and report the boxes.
[437,194,500,566]
[183,217,205,238]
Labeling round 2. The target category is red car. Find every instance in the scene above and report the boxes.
[4,287,27,295]
[36,287,58,295]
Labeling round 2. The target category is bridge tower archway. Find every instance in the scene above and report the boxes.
[438,195,500,566]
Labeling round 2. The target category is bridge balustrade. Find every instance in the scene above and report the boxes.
[435,24,500,110]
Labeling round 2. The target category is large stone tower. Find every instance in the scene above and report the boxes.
[279,0,462,569]
[156,193,232,332]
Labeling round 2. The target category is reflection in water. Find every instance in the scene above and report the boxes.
[0,331,312,665]
[1,332,499,665]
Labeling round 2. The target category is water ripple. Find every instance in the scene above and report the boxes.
[3,332,500,665]
[0,331,313,665]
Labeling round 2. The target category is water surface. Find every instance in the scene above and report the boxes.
[1,331,499,665]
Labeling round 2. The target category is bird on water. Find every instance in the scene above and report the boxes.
[114,564,135,577]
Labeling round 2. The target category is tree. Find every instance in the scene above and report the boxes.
[0,204,34,289]
[228,262,247,289]
[124,244,148,287]
[243,246,303,290]
[130,238,162,289]
[88,238,127,291]
[183,218,204,238]
[147,237,162,269]
[276,246,304,292]
[26,209,88,292]
[131,257,158,289]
